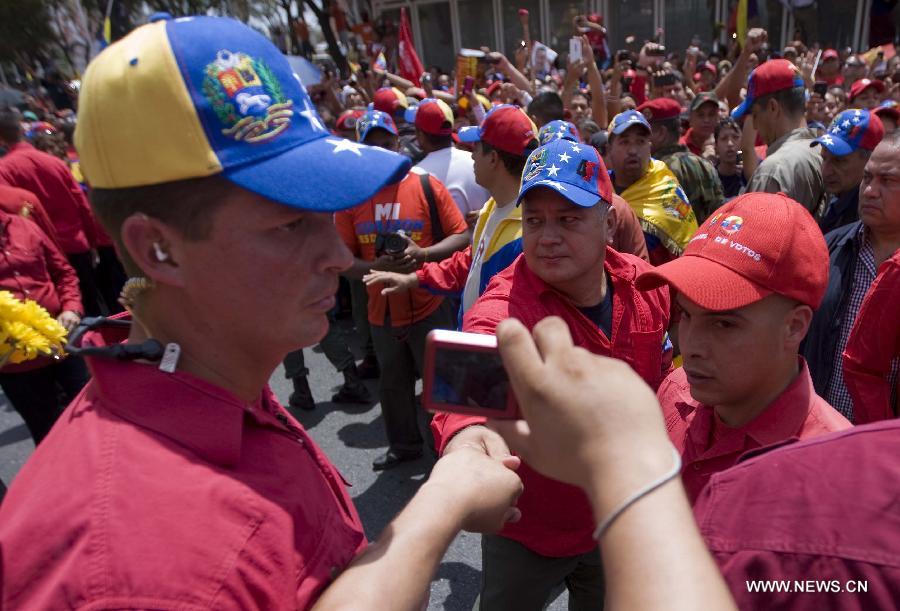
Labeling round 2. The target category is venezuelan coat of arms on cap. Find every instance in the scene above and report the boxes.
[202,50,294,143]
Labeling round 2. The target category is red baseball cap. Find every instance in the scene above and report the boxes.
[405,98,455,136]
[699,61,718,76]
[731,59,804,120]
[636,192,829,311]
[822,48,840,61]
[637,97,683,122]
[335,109,365,133]
[849,78,886,102]
[457,104,539,156]
[372,87,409,115]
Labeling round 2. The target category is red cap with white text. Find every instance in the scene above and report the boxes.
[636,192,828,311]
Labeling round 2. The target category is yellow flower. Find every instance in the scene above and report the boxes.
[0,291,68,365]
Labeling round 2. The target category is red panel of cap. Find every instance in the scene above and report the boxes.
[481,106,538,156]
[750,59,802,98]
[849,79,886,101]
[823,48,839,60]
[373,88,406,114]
[414,99,454,136]
[637,98,683,122]
[637,192,828,311]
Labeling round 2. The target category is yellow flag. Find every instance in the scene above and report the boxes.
[103,17,112,45]
[736,0,748,46]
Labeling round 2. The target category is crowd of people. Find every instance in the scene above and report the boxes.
[0,6,898,611]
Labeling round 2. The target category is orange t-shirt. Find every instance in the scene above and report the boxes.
[335,170,467,327]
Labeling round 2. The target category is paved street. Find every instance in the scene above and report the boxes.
[0,319,567,610]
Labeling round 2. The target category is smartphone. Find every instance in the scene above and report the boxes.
[463,75,475,95]
[422,330,518,419]
[569,37,583,63]
[813,81,827,96]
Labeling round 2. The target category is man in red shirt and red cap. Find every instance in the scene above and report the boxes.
[433,137,672,609]
[637,192,851,504]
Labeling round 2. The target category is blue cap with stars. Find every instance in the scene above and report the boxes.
[811,108,884,156]
[517,138,613,208]
[538,120,581,145]
[356,109,398,142]
[75,15,410,212]
[609,110,651,136]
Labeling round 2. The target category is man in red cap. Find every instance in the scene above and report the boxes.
[734,59,825,214]
[434,137,672,610]
[638,97,723,224]
[410,98,489,216]
[819,48,844,87]
[848,78,886,110]
[637,192,851,504]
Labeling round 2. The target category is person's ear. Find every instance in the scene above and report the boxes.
[604,203,617,245]
[120,214,187,288]
[783,303,813,350]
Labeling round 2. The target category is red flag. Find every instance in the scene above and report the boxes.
[398,7,424,87]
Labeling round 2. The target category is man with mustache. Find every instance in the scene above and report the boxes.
[637,192,851,505]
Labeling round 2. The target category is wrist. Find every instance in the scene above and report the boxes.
[585,441,677,515]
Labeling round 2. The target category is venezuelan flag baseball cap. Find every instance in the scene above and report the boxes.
[637,192,828,311]
[404,98,455,136]
[538,120,581,145]
[457,104,538,156]
[811,109,884,156]
[609,110,651,135]
[356,109,398,142]
[731,59,805,121]
[75,16,409,212]
[517,138,612,208]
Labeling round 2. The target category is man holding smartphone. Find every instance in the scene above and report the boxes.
[432,138,672,610]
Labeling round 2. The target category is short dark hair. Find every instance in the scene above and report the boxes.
[420,130,454,149]
[755,85,806,117]
[655,117,680,141]
[715,117,741,139]
[528,92,565,125]
[0,110,22,143]
[90,175,234,275]
[480,139,537,177]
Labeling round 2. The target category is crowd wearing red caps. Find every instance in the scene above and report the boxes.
[0,8,900,611]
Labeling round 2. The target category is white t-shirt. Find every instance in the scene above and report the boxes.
[415,147,490,215]
[462,201,516,314]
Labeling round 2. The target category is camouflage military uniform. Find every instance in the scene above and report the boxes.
[657,143,724,224]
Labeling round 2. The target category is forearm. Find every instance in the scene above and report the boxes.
[384,71,414,91]
[716,49,752,109]
[594,475,736,611]
[312,483,464,611]
[561,73,580,108]
[586,65,608,128]
[426,230,470,263]
[499,58,534,95]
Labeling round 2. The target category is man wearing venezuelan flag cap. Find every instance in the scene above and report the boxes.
[0,15,523,611]
[606,110,698,265]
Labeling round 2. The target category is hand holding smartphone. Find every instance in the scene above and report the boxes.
[423,330,518,419]
[569,37,583,63]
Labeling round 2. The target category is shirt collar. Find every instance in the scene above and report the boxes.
[521,246,639,300]
[767,127,816,156]
[82,319,264,467]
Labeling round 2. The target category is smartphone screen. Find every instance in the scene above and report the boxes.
[432,346,508,410]
[423,330,516,418]
[569,37,583,63]
[463,76,474,95]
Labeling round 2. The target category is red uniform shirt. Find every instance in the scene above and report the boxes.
[335,169,467,326]
[0,321,366,610]
[0,141,96,254]
[432,249,672,557]
[694,419,900,610]
[658,360,851,504]
[843,250,900,424]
